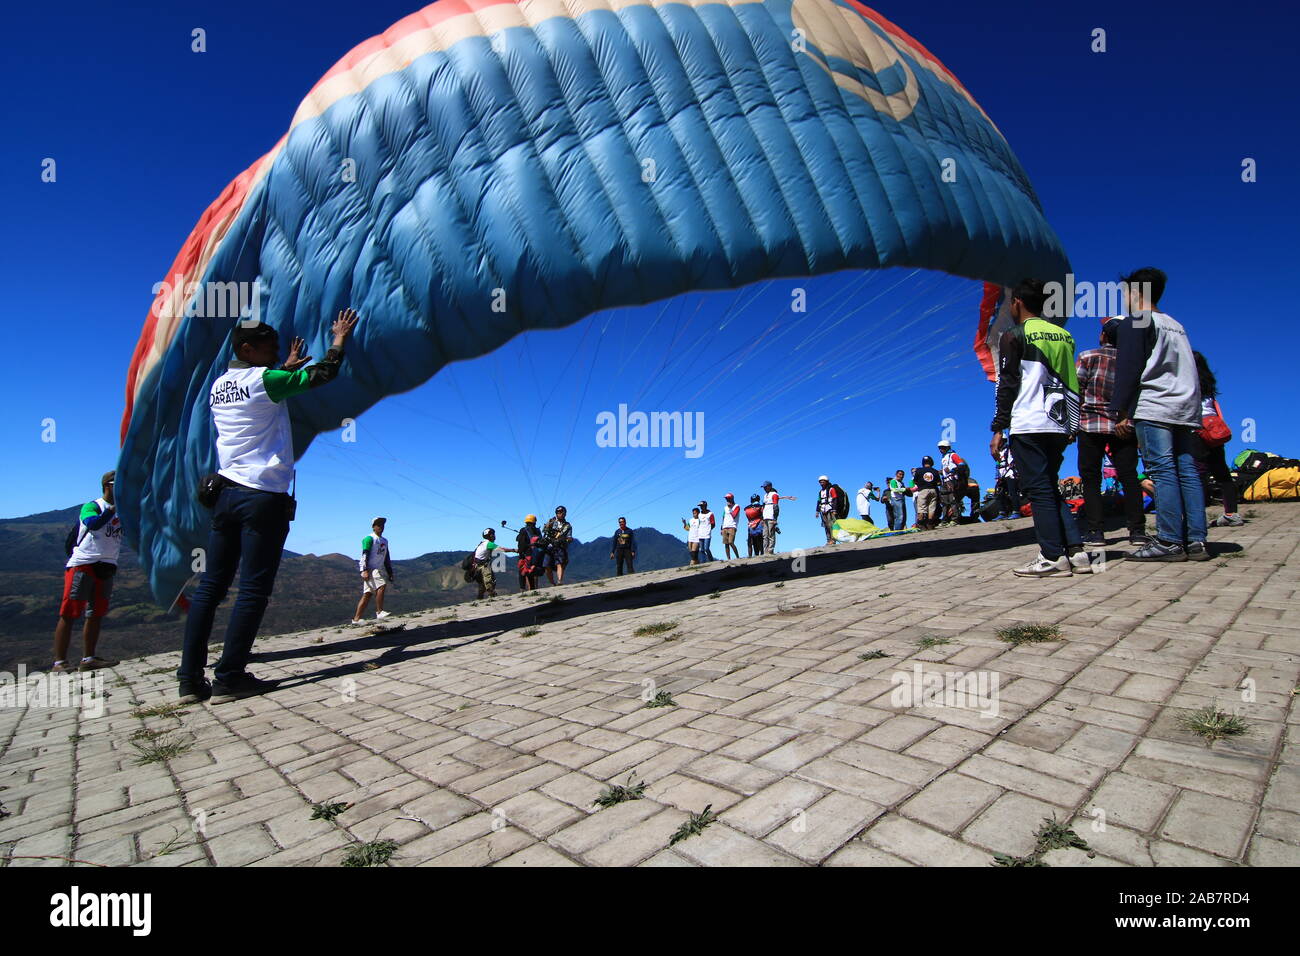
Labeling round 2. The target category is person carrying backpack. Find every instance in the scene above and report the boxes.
[516,515,544,590]
[52,470,122,673]
[815,476,842,545]
[543,506,573,585]
[887,470,909,530]
[471,528,515,598]
[1191,352,1242,528]
[937,440,969,525]
[745,494,765,557]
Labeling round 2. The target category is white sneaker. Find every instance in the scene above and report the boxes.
[1013,554,1072,577]
[375,611,391,621]
[1069,550,1094,574]
[350,618,364,626]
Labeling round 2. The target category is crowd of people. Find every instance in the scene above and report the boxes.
[48,268,1247,700]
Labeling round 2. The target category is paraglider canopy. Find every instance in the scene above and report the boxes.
[118,0,1069,604]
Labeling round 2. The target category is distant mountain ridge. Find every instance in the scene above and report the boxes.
[0,506,688,672]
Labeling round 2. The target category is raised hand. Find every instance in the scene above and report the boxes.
[283,337,312,371]
[331,308,360,347]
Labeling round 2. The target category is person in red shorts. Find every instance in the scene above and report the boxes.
[53,471,123,673]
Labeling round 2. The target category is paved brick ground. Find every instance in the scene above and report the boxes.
[2,504,1297,866]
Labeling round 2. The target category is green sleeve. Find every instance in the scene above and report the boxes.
[79,501,102,521]
[361,535,373,552]
[262,346,345,402]
[263,368,313,403]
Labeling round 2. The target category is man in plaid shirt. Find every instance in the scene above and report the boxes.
[1076,319,1148,545]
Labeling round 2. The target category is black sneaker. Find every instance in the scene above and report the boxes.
[178,677,212,704]
[1185,541,1212,561]
[210,674,280,704]
[1081,531,1105,546]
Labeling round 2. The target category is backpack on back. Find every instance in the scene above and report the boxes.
[831,484,850,519]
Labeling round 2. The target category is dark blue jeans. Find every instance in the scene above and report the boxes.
[179,483,291,684]
[1011,433,1081,560]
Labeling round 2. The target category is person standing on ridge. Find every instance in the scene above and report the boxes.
[760,481,796,554]
[911,457,941,531]
[178,308,359,704]
[856,481,879,525]
[937,440,969,525]
[815,476,839,544]
[1076,319,1147,545]
[1109,268,1208,562]
[720,494,742,560]
[471,528,514,599]
[989,279,1090,577]
[611,517,637,575]
[683,507,702,564]
[746,494,765,557]
[887,470,909,530]
[696,500,715,562]
[52,470,122,673]
[543,506,573,585]
[1191,352,1242,529]
[351,517,394,625]
[516,515,543,590]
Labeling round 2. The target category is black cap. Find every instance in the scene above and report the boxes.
[231,319,278,350]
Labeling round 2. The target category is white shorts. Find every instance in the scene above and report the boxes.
[362,568,389,593]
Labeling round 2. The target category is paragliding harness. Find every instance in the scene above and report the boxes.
[830,484,851,520]
[460,551,477,583]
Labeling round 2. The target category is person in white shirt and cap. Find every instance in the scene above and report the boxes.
[815,475,840,545]
[855,481,879,525]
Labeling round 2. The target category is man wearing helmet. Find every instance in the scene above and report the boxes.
[472,528,516,599]
[543,506,573,585]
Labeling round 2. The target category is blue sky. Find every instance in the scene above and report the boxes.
[3,0,1297,562]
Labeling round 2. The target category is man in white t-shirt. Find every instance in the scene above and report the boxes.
[179,309,358,705]
[719,493,741,560]
[760,481,781,555]
[352,517,394,624]
[470,528,515,598]
[682,507,702,564]
[856,482,878,524]
[696,500,716,562]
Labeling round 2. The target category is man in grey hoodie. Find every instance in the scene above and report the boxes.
[1109,268,1208,562]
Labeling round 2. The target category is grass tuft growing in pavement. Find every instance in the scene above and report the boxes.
[1176,704,1250,746]
[593,774,647,809]
[519,627,541,638]
[669,805,716,846]
[341,840,397,867]
[858,649,891,661]
[131,702,190,720]
[634,621,678,637]
[915,635,952,650]
[310,801,353,822]
[645,691,676,709]
[996,623,1062,647]
[130,734,192,766]
[992,816,1092,867]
